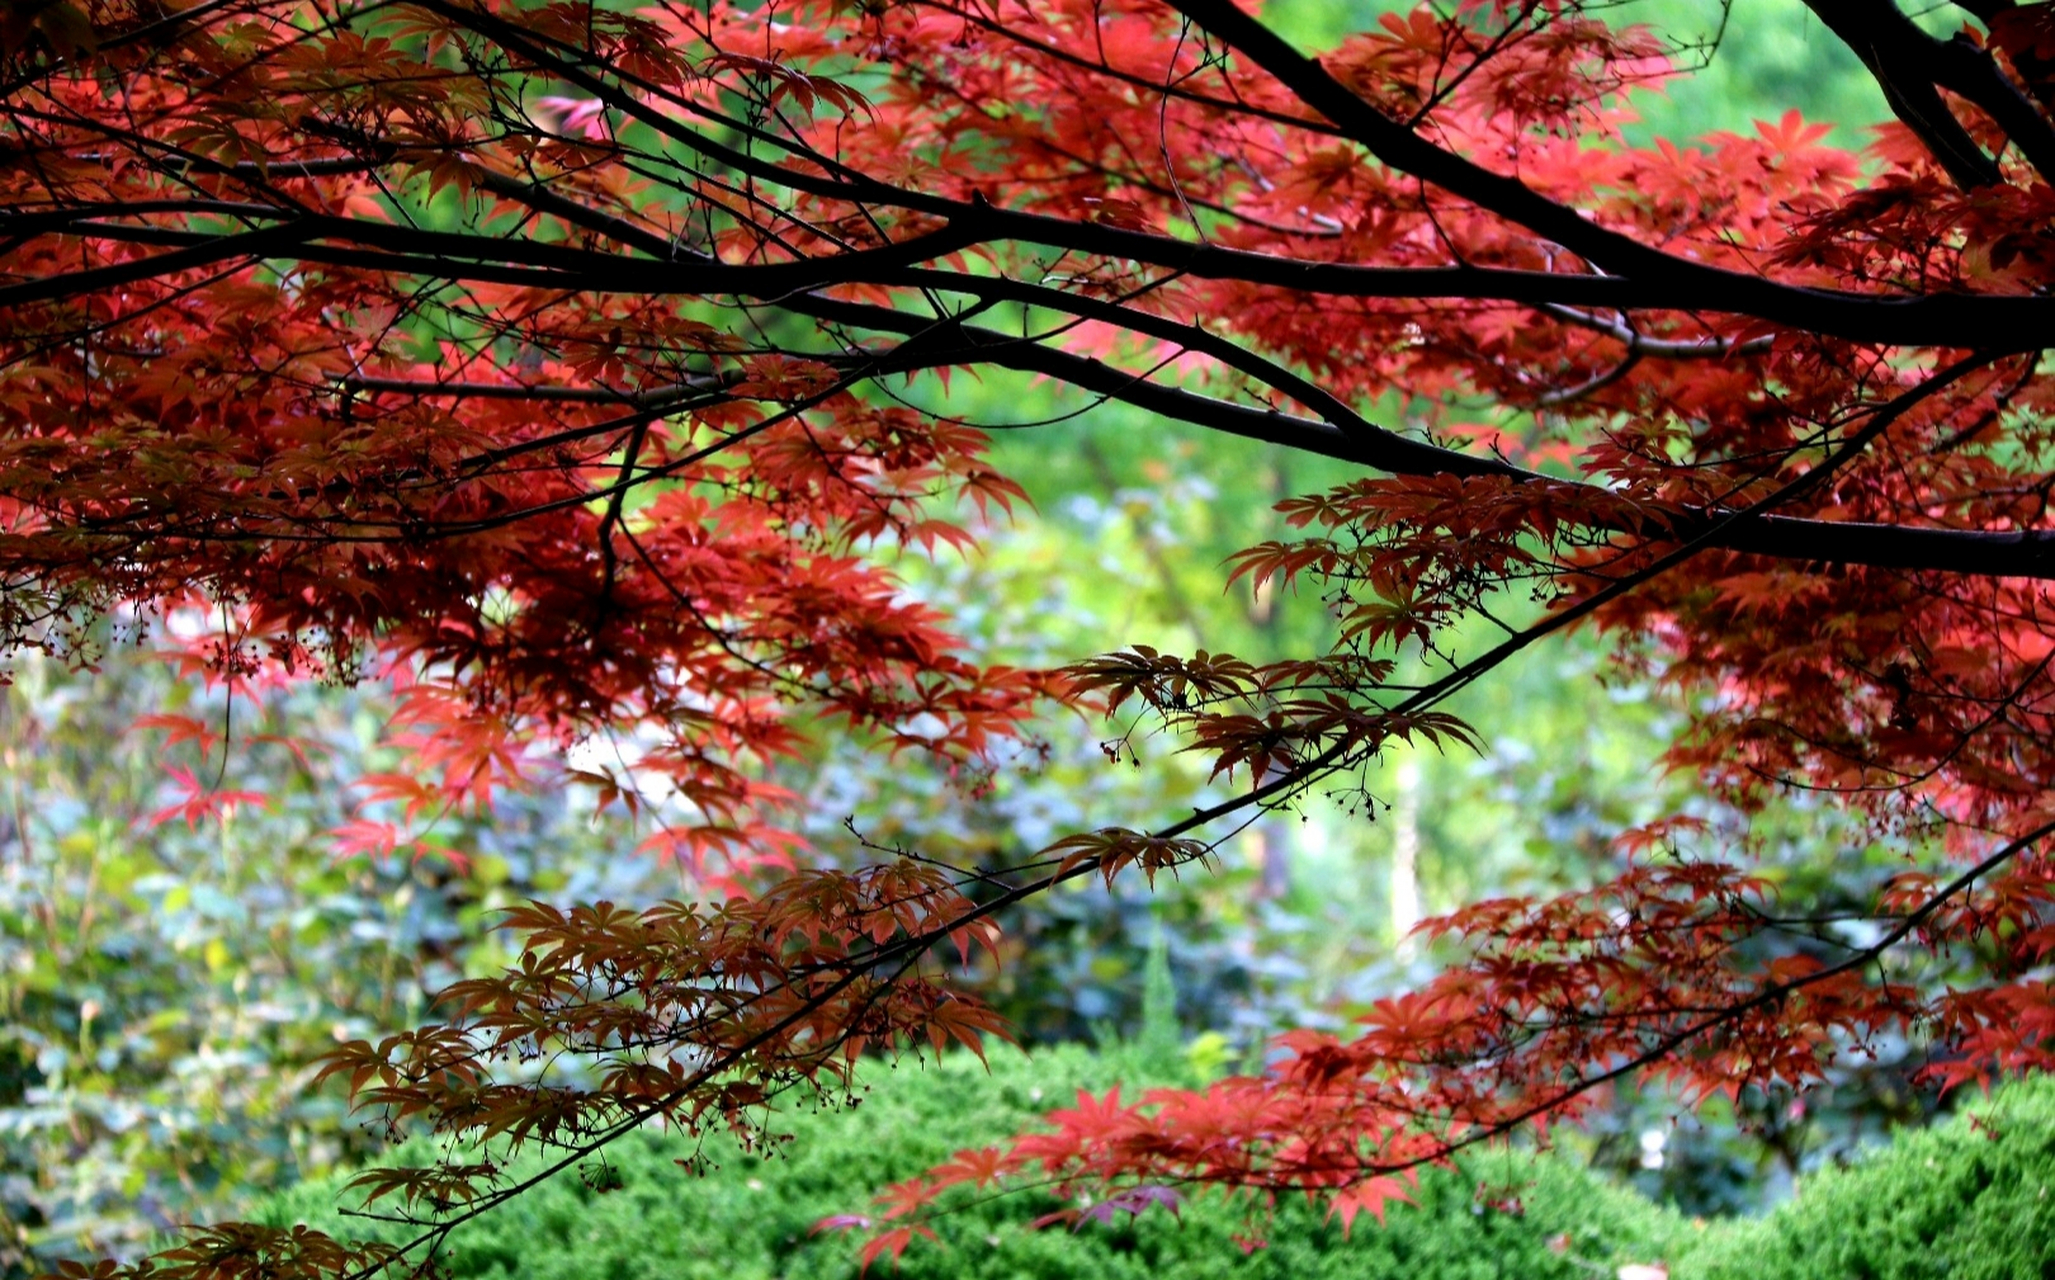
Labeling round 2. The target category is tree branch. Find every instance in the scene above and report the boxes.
[801,293,2055,580]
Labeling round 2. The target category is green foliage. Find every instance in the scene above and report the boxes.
[1620,0,1907,148]
[807,377,1976,1217]
[1677,1078,2055,1280]
[1261,0,1928,149]
[0,651,671,1275]
[246,1055,2055,1280]
[260,1040,1688,1280]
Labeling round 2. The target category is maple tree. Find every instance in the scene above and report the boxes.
[9,0,2055,1271]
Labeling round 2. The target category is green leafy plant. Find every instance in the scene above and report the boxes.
[0,651,672,1275]
[1677,1077,2055,1280]
[260,1050,2055,1280]
[258,1040,1690,1280]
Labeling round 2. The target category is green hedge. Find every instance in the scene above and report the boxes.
[1676,1076,2055,1280]
[259,1042,1686,1280]
[262,1049,2055,1280]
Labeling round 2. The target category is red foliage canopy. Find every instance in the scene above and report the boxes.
[10,0,2055,1271]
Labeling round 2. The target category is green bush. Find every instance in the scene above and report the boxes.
[1677,1077,2055,1280]
[260,1020,2055,1280]
[260,1040,1688,1280]
[0,649,683,1276]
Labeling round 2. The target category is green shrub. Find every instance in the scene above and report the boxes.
[1677,1077,2055,1280]
[259,1042,1688,1280]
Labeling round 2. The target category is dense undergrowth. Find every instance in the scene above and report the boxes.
[260,1019,2055,1280]
[1676,1074,2055,1280]
[260,1037,1688,1280]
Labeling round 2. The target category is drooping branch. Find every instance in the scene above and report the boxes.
[1802,0,2055,187]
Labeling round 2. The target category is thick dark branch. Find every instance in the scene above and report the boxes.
[1802,0,2002,189]
[799,293,2055,580]
[0,199,282,233]
[402,0,2055,349]
[1953,0,2055,121]
[1156,0,1784,276]
[0,224,317,309]
[957,204,2055,350]
[22,0,2055,356]
[1928,32,2055,184]
[1801,0,2055,189]
[1150,0,2050,342]
[29,198,2055,351]
[3,211,983,302]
